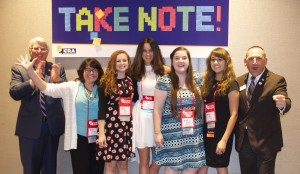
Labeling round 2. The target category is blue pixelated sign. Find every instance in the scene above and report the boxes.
[52,0,229,46]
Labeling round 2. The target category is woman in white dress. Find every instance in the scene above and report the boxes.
[131,37,170,174]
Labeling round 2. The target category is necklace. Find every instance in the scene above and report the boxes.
[84,85,97,100]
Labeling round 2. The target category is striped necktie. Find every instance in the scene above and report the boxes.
[40,73,47,117]
[247,76,256,104]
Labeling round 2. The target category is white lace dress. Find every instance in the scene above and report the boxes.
[132,65,157,151]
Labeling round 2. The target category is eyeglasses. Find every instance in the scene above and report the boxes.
[84,67,98,73]
[31,47,48,52]
[210,57,224,63]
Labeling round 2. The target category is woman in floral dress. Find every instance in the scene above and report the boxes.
[96,50,138,174]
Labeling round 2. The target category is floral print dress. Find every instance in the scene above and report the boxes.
[96,77,137,161]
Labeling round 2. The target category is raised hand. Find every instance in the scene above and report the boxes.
[16,54,36,71]
[35,60,46,78]
[51,63,62,82]
[16,54,48,91]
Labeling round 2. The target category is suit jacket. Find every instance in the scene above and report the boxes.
[9,61,66,139]
[235,68,291,155]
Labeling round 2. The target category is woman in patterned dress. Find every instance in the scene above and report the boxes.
[131,37,170,174]
[153,47,206,174]
[96,50,138,174]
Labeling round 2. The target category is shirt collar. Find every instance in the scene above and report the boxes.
[247,68,265,84]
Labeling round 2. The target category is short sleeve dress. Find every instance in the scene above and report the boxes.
[153,72,206,170]
[96,77,136,161]
[203,79,239,167]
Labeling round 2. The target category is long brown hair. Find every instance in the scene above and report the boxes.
[201,47,236,97]
[169,47,201,118]
[131,37,165,81]
[100,50,131,96]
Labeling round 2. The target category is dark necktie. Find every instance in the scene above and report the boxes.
[247,76,256,104]
[40,73,47,117]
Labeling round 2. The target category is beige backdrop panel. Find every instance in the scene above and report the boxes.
[1,0,299,173]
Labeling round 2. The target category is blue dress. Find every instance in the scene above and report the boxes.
[153,72,206,170]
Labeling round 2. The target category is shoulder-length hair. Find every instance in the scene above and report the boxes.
[131,37,165,81]
[76,58,104,86]
[201,47,236,97]
[100,50,131,96]
[169,47,201,118]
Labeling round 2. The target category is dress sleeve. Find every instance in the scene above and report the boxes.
[155,74,170,91]
[228,80,239,93]
[98,85,107,120]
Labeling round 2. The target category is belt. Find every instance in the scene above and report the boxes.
[42,115,47,122]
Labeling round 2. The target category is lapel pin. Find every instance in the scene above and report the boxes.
[258,82,262,85]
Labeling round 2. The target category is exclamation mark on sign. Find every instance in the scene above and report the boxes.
[216,6,221,32]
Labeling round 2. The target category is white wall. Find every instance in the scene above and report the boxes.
[1,0,299,173]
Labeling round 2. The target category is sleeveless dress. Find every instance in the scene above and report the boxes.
[203,79,238,167]
[153,72,206,170]
[132,65,157,150]
[96,77,136,161]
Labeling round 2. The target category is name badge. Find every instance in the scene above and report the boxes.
[141,95,154,110]
[205,102,217,123]
[181,109,195,128]
[240,85,246,91]
[118,97,132,122]
[87,119,98,143]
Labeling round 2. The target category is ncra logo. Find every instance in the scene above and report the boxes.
[56,46,76,54]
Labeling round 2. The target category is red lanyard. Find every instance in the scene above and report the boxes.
[204,84,218,103]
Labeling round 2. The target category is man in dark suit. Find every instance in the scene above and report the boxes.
[235,46,291,174]
[9,37,67,174]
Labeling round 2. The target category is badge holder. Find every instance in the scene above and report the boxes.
[118,97,132,122]
[85,88,98,143]
[181,109,195,135]
[141,95,154,110]
[204,89,218,138]
[140,95,154,118]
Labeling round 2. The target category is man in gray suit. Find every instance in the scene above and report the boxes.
[9,37,66,174]
[235,46,291,174]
